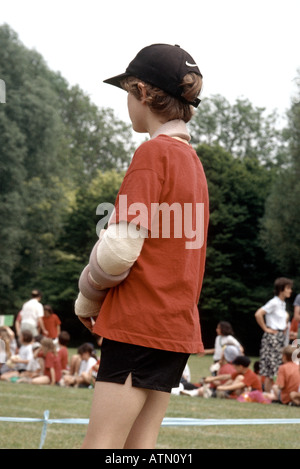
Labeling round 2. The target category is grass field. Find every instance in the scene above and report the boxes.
[0,354,300,449]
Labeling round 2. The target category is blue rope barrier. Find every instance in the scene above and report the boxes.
[1,413,300,449]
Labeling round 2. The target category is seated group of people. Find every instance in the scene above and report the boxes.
[172,321,300,406]
[176,344,300,406]
[0,325,100,388]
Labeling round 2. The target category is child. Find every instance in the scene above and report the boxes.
[31,337,61,385]
[0,330,34,381]
[42,305,61,341]
[181,345,240,397]
[215,355,262,398]
[57,331,70,373]
[62,343,97,387]
[76,44,209,449]
[0,326,17,375]
[264,345,300,404]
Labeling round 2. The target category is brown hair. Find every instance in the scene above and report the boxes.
[274,277,293,296]
[121,73,202,123]
[41,337,56,353]
[282,345,296,362]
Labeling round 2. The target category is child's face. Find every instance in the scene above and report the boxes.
[81,352,90,361]
[234,364,245,374]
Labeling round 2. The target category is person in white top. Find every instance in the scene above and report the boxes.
[255,277,293,392]
[18,290,48,338]
[204,321,243,363]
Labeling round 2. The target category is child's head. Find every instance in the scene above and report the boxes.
[41,337,56,354]
[232,355,251,374]
[20,330,33,344]
[43,305,53,316]
[77,343,96,360]
[223,345,240,364]
[58,331,70,346]
[104,44,203,124]
[281,345,296,363]
[0,327,9,341]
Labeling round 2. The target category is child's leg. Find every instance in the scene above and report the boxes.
[0,371,18,381]
[31,375,50,385]
[290,391,300,406]
[82,373,168,449]
[70,354,81,375]
[123,388,170,449]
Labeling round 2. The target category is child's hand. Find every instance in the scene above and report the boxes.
[78,316,98,332]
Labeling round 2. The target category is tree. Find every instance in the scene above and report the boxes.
[189,94,284,166]
[260,70,300,284]
[0,25,134,315]
[196,144,277,353]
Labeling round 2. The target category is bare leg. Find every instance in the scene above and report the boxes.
[31,375,50,385]
[82,374,149,449]
[81,374,170,449]
[124,388,170,449]
[290,391,300,406]
[264,377,274,393]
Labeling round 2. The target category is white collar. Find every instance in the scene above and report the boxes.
[151,119,191,142]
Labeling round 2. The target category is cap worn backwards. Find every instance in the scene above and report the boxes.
[103,44,202,108]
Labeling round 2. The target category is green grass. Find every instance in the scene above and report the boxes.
[0,354,300,449]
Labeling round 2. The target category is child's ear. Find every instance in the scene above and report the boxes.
[137,82,147,102]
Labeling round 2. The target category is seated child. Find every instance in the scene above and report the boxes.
[181,345,240,397]
[0,330,33,381]
[57,331,70,373]
[31,337,62,385]
[264,345,300,405]
[61,343,98,387]
[215,355,262,398]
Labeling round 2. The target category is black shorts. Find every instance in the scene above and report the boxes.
[96,338,190,393]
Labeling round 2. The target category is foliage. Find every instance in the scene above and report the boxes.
[0,25,133,315]
[189,94,285,166]
[197,144,279,352]
[260,71,300,288]
[1,24,298,354]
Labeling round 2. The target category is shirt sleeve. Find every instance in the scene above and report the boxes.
[293,294,300,307]
[262,298,276,315]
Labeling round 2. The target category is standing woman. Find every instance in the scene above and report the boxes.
[75,44,209,449]
[255,277,293,392]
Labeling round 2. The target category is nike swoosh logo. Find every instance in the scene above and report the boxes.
[186,61,198,67]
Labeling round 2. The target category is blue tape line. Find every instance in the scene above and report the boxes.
[1,416,300,426]
[2,414,300,449]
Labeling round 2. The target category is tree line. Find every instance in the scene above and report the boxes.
[1,25,299,352]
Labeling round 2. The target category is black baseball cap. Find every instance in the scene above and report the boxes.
[103,43,202,108]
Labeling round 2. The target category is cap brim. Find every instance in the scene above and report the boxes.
[103,72,129,90]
